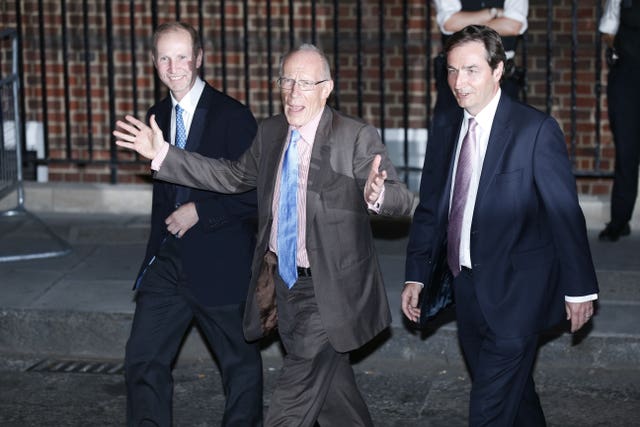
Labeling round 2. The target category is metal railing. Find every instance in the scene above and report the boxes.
[0,28,70,262]
[6,0,612,188]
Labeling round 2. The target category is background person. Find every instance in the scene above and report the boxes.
[598,0,639,241]
[432,0,528,123]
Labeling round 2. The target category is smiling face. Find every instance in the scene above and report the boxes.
[279,50,334,128]
[446,40,503,116]
[153,28,202,101]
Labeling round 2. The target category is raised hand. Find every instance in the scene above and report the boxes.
[113,114,168,160]
[365,154,387,204]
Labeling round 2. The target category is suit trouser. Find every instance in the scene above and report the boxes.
[124,237,263,427]
[454,269,546,427]
[607,57,640,226]
[264,275,373,427]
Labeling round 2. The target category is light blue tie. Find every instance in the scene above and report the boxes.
[175,104,187,149]
[278,129,301,288]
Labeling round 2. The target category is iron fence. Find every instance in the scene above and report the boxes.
[5,0,611,188]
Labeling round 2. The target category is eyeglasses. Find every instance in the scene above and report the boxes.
[277,77,329,91]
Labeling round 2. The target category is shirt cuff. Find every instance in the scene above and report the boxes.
[151,142,170,171]
[366,185,385,213]
[405,281,424,289]
[564,293,598,303]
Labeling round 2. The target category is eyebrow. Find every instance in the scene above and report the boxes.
[448,64,480,71]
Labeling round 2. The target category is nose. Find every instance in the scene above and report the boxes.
[453,72,466,90]
[290,81,303,96]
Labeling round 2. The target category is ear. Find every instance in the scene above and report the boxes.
[195,49,203,69]
[321,79,334,100]
[493,61,504,82]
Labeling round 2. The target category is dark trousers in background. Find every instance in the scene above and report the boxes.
[607,57,640,227]
[264,275,373,427]
[124,237,263,427]
[454,269,546,427]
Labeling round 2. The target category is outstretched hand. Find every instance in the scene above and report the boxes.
[113,114,168,160]
[365,154,387,204]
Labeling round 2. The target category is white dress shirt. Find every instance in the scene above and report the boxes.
[599,0,621,35]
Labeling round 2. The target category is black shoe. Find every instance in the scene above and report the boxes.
[598,222,631,242]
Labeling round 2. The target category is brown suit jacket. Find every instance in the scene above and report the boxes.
[156,106,415,352]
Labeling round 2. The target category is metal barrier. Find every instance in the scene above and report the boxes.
[0,28,70,262]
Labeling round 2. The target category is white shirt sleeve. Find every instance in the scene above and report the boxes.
[434,0,462,34]
[434,0,529,35]
[565,293,598,303]
[599,0,621,35]
[502,0,529,34]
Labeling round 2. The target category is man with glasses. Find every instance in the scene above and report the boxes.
[115,43,415,426]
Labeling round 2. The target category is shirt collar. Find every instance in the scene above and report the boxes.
[464,88,501,134]
[290,107,325,144]
[171,77,205,115]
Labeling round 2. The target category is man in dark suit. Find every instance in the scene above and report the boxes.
[124,22,262,426]
[115,43,415,426]
[401,26,598,426]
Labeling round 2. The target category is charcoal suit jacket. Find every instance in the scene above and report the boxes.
[155,106,416,351]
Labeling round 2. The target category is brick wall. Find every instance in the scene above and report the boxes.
[1,0,612,195]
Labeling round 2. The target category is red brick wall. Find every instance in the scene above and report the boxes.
[1,0,612,195]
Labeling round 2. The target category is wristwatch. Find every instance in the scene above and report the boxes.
[490,7,498,18]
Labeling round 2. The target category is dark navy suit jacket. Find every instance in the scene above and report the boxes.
[406,94,599,337]
[137,83,258,307]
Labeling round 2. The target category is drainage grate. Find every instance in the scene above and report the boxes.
[26,358,124,375]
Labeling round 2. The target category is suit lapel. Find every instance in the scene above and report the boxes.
[306,107,333,229]
[154,98,172,140]
[263,117,290,223]
[185,86,211,152]
[438,112,464,222]
[475,94,513,209]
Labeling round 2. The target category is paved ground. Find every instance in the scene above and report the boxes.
[1,355,638,426]
[1,210,639,425]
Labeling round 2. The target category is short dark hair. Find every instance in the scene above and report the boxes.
[152,21,202,59]
[444,25,506,71]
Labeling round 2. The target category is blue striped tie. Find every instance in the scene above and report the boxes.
[175,104,187,149]
[277,129,301,288]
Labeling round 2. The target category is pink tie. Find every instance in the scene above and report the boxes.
[447,117,477,277]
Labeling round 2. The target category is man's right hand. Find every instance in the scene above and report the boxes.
[113,114,168,160]
[401,282,423,323]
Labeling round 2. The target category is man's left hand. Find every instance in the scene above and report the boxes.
[565,300,594,333]
[166,202,199,238]
[365,154,387,204]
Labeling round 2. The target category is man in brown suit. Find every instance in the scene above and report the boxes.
[115,44,415,426]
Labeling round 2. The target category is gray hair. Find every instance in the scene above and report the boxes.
[278,44,332,79]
